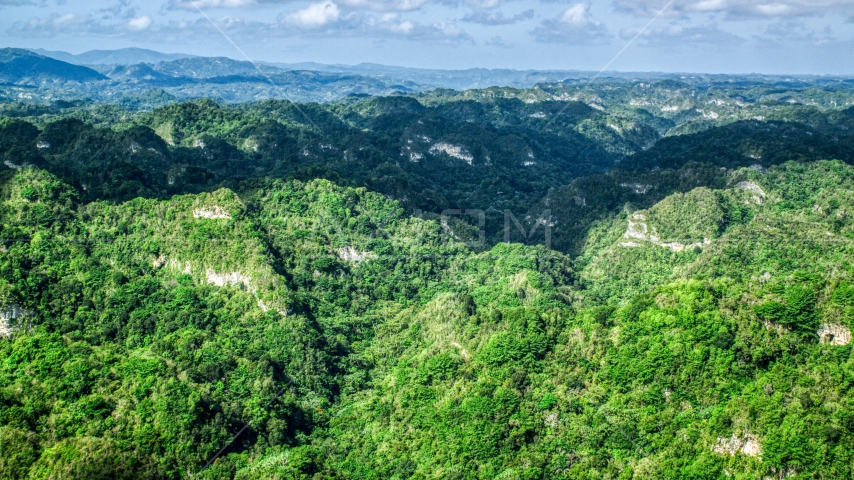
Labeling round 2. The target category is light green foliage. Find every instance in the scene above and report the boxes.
[3,87,854,480]
[646,188,724,243]
[3,160,853,479]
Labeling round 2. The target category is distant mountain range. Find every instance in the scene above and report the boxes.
[34,47,588,90]
[0,48,421,104]
[33,47,196,66]
[5,47,854,107]
[266,61,586,90]
[0,48,106,85]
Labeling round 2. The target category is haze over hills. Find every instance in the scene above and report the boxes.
[0,48,421,104]
[34,48,585,90]
[33,48,196,66]
[0,48,106,85]
[267,61,587,90]
[5,47,854,108]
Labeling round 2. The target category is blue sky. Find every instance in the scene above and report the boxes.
[3,0,854,74]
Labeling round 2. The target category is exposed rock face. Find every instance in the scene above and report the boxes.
[206,270,251,289]
[152,255,167,268]
[429,143,474,165]
[0,304,29,338]
[193,206,231,219]
[624,213,651,241]
[736,181,766,204]
[620,183,653,194]
[167,258,192,274]
[713,434,761,458]
[818,323,851,346]
[621,212,710,252]
[338,246,377,263]
[204,269,286,316]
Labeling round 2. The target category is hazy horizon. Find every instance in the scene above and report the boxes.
[13,46,852,78]
[2,0,854,75]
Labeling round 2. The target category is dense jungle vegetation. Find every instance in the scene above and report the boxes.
[2,79,854,479]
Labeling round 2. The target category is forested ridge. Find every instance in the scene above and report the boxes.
[2,82,854,479]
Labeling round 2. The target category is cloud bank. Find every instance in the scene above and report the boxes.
[532,3,611,44]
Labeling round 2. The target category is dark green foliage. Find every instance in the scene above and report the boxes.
[623,120,854,171]
[0,48,106,85]
[4,84,854,479]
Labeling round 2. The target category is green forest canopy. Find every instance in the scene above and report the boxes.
[1,86,854,479]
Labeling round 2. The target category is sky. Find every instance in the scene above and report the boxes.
[3,0,854,74]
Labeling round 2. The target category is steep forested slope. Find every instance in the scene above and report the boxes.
[1,155,854,478]
[0,167,477,478]
[3,86,854,479]
[7,95,854,258]
[0,97,632,244]
[0,49,106,85]
[266,160,854,479]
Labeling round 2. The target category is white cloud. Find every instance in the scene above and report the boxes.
[613,0,854,19]
[461,9,533,26]
[283,1,341,29]
[532,3,611,44]
[0,0,38,7]
[760,19,837,44]
[8,2,472,45]
[485,35,513,47]
[127,15,153,31]
[337,0,430,12]
[168,0,432,12]
[464,0,500,8]
[8,12,95,37]
[168,0,261,9]
[360,13,473,41]
[8,11,163,38]
[619,22,745,45]
[560,3,592,26]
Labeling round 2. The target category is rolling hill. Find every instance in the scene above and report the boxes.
[0,48,106,85]
[3,79,854,479]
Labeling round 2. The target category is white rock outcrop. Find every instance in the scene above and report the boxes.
[620,183,653,194]
[713,434,761,458]
[818,323,851,346]
[429,143,474,165]
[0,304,29,338]
[736,181,766,204]
[193,206,231,219]
[338,246,377,263]
[623,213,652,241]
[152,255,167,269]
[206,270,251,289]
[620,212,709,252]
